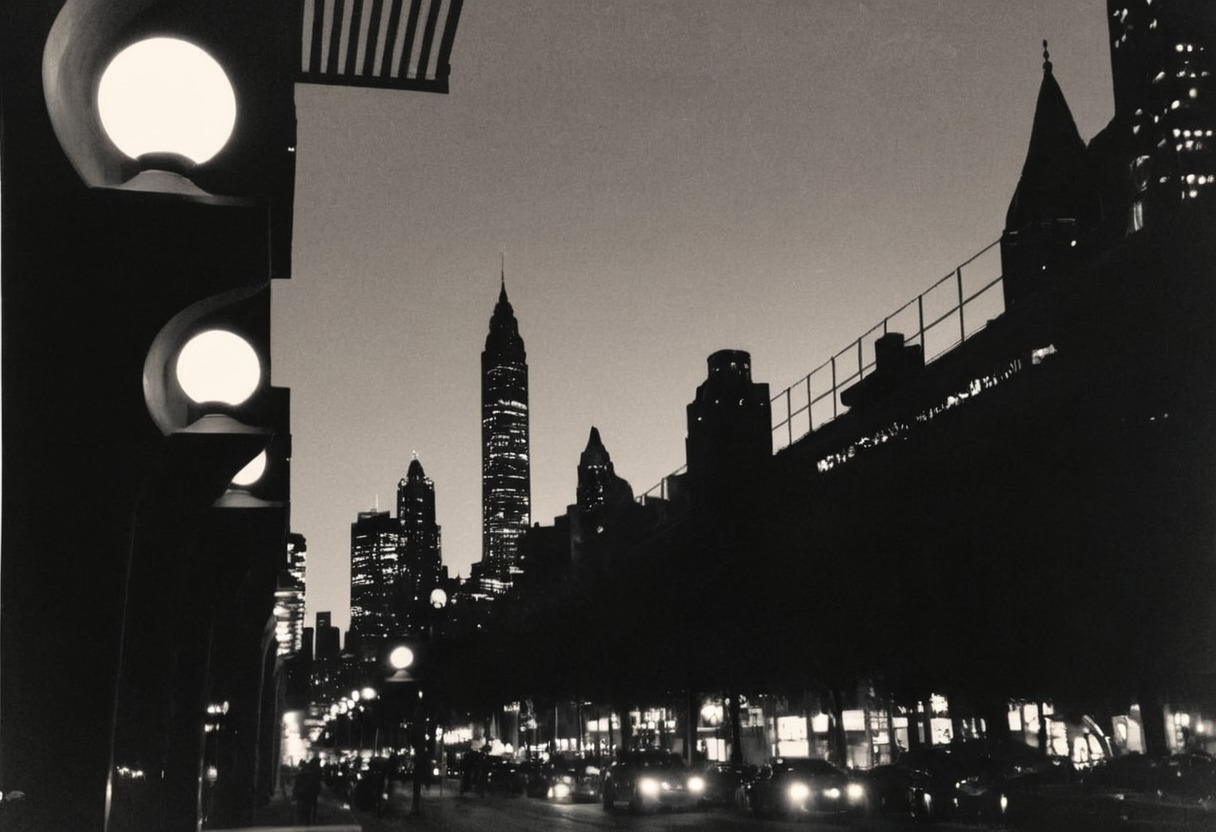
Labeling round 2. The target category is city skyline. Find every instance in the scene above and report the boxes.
[272,0,1115,633]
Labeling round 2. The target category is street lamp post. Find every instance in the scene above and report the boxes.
[407,588,449,816]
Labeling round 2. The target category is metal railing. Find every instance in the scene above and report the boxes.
[638,240,1006,500]
[771,240,1004,451]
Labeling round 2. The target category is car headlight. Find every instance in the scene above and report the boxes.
[847,783,865,801]
[688,776,705,793]
[824,787,841,799]
[788,782,811,801]
[639,778,660,797]
[553,783,571,798]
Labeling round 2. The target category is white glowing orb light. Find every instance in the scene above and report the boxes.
[430,588,448,609]
[388,646,414,671]
[98,37,237,164]
[231,451,266,486]
[176,330,261,406]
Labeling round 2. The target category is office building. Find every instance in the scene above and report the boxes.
[480,273,531,594]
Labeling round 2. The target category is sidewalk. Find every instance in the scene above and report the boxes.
[211,789,361,832]
[212,780,462,832]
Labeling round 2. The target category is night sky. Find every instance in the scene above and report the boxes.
[272,0,1114,634]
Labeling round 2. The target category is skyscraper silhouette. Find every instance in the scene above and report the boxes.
[397,456,443,632]
[480,271,531,595]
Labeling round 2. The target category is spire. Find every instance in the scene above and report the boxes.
[1005,43,1097,230]
[486,261,523,353]
[499,254,507,303]
[581,426,609,466]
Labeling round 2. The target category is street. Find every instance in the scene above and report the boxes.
[337,779,1216,832]
[356,785,949,832]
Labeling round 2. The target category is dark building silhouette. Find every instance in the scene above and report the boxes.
[1000,44,1102,309]
[314,612,342,662]
[455,0,1216,768]
[684,349,772,512]
[349,509,402,645]
[480,273,532,595]
[396,456,445,634]
[571,426,637,569]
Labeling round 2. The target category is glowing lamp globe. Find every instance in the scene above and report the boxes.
[97,37,237,165]
[231,451,267,486]
[175,329,261,406]
[430,588,448,609]
[388,646,414,671]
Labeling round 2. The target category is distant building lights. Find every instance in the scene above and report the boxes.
[97,37,236,165]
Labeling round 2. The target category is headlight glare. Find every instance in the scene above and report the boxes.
[688,776,705,793]
[788,782,811,801]
[639,778,660,797]
[847,783,865,800]
[824,787,842,799]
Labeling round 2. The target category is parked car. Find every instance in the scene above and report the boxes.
[699,761,754,807]
[601,749,705,813]
[856,763,913,814]
[479,757,526,796]
[525,754,601,801]
[906,740,1058,823]
[742,756,866,817]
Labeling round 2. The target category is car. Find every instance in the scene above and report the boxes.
[699,761,754,807]
[856,763,912,814]
[478,757,526,796]
[525,754,602,802]
[600,749,705,814]
[742,756,866,817]
[905,740,1059,823]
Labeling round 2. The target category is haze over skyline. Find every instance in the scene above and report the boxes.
[272,0,1114,634]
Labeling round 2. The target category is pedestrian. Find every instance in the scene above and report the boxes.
[293,757,322,825]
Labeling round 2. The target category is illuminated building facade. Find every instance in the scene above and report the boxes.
[397,456,444,633]
[1105,0,1216,229]
[274,533,308,657]
[480,275,531,594]
[349,509,401,642]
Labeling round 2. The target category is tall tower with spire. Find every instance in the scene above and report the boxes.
[480,267,531,594]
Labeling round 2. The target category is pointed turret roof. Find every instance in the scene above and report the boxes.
[407,457,426,481]
[1005,42,1099,230]
[485,266,523,354]
[580,426,610,467]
